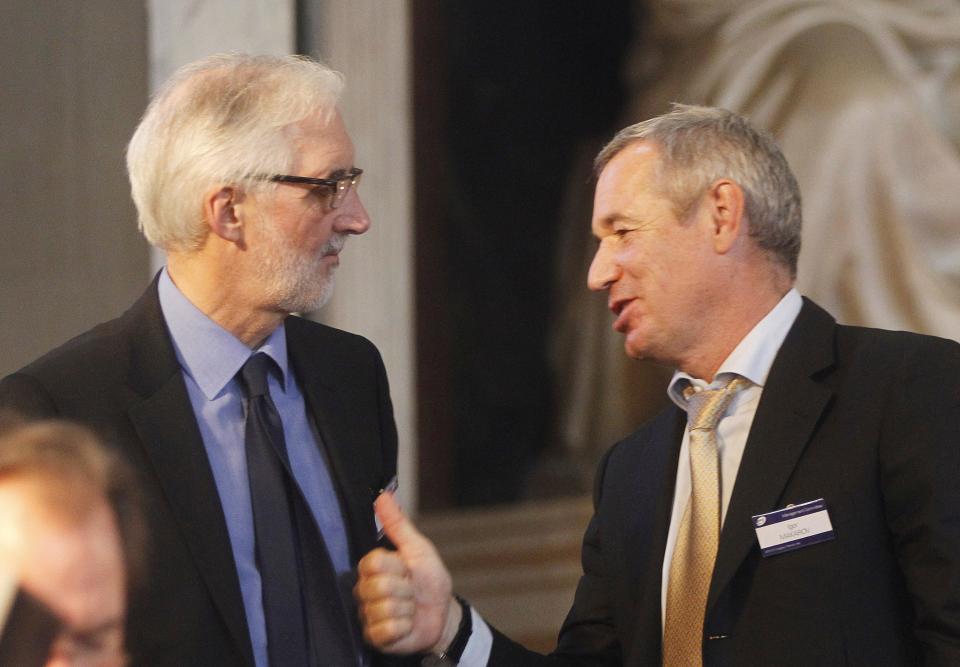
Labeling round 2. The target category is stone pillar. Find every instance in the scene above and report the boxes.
[301,1,418,512]
[0,2,149,375]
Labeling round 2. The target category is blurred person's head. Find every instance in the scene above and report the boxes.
[0,417,144,667]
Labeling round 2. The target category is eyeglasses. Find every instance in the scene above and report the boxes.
[268,167,363,209]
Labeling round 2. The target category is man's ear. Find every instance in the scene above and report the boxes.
[203,186,245,245]
[706,178,746,255]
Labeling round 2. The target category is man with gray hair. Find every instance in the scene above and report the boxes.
[354,105,960,665]
[0,54,404,666]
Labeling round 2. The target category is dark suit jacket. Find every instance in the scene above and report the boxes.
[491,298,960,666]
[0,279,404,666]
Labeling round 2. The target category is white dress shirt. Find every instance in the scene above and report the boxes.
[460,289,803,663]
[660,288,802,625]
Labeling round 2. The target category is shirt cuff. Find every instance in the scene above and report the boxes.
[457,606,492,666]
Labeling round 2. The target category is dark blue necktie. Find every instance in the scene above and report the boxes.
[239,353,356,666]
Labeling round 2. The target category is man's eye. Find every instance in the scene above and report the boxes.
[614,228,632,238]
[308,185,334,200]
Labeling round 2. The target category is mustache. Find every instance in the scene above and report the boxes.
[321,234,347,256]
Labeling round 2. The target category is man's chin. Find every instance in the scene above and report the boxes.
[623,333,645,360]
[274,276,335,315]
[299,278,336,315]
[623,338,674,370]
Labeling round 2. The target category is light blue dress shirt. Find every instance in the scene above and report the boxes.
[158,269,354,667]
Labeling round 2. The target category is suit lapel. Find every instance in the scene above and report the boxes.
[123,281,255,666]
[707,299,836,613]
[301,379,379,558]
[285,321,388,662]
[286,322,380,562]
[627,407,686,663]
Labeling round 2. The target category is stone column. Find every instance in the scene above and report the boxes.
[0,2,149,375]
[301,1,418,512]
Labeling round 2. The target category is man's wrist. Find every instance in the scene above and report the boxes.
[433,595,462,654]
[424,595,471,665]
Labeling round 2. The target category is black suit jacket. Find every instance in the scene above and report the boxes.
[491,299,960,666]
[0,280,404,666]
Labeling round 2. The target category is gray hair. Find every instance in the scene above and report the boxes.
[595,104,802,275]
[126,53,344,251]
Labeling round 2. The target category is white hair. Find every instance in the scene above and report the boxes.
[126,53,344,251]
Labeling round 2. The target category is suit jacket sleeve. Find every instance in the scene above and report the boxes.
[878,335,960,666]
[373,344,399,487]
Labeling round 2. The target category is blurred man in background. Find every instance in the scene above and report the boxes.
[0,416,142,667]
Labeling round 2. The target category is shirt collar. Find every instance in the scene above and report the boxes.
[157,268,291,400]
[667,288,803,408]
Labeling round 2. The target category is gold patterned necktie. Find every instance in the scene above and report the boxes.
[663,375,750,667]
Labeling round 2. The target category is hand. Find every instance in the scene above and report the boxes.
[354,492,461,655]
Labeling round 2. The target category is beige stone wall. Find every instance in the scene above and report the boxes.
[0,2,150,375]
[303,0,419,511]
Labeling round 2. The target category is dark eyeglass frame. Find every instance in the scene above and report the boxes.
[268,167,363,209]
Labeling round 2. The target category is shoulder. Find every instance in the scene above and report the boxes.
[3,313,134,394]
[788,298,960,382]
[594,404,683,502]
[285,315,379,352]
[812,324,960,444]
[284,315,386,369]
[0,286,163,413]
[0,315,133,419]
[608,404,684,463]
[834,323,960,379]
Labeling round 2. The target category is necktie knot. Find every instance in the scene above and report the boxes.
[239,352,275,399]
[684,375,750,432]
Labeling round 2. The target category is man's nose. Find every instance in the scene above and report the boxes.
[334,191,371,235]
[587,242,618,291]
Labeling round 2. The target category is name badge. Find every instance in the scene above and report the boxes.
[752,498,834,557]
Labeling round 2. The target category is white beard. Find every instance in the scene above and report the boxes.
[255,226,346,314]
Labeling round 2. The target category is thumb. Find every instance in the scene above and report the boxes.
[375,491,429,557]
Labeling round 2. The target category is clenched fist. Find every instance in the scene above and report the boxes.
[354,492,462,655]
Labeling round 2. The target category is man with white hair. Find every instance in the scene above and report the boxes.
[354,105,960,666]
[0,54,403,666]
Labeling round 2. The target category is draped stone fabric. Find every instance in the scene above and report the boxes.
[551,0,960,462]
